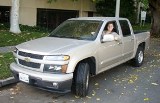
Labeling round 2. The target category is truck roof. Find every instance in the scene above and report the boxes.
[69,17,127,21]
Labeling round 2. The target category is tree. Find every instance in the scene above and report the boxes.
[95,0,136,24]
[149,0,160,37]
[10,0,21,34]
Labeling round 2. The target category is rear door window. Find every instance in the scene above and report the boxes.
[119,20,131,37]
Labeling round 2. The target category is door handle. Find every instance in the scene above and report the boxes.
[118,42,122,45]
[131,38,134,40]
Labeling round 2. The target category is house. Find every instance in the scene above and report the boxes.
[0,0,96,29]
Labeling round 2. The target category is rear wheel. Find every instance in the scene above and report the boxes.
[132,46,144,67]
[72,62,90,97]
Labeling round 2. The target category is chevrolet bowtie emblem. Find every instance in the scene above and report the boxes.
[24,57,30,62]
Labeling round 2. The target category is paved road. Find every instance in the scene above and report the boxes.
[0,38,160,103]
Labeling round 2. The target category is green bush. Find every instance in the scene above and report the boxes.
[0,23,52,32]
[0,23,10,30]
[19,25,52,32]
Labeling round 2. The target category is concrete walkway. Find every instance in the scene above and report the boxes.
[0,46,15,53]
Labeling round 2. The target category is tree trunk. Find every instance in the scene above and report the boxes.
[149,0,160,37]
[10,0,21,34]
[136,1,141,24]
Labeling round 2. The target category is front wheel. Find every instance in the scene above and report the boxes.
[132,47,144,67]
[72,62,90,97]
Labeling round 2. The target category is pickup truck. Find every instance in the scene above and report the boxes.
[10,17,150,97]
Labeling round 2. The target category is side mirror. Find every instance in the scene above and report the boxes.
[102,34,115,42]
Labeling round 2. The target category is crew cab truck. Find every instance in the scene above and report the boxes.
[10,17,150,97]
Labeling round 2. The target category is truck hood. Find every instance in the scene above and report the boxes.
[16,37,91,55]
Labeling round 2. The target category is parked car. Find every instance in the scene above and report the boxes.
[10,17,150,97]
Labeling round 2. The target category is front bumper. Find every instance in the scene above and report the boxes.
[10,63,73,93]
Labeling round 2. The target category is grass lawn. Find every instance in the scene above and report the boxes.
[132,23,151,31]
[0,30,48,47]
[0,52,14,79]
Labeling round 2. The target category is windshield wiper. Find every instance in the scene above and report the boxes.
[49,35,84,40]
[49,35,64,38]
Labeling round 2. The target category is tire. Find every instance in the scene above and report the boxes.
[72,62,90,97]
[132,46,144,67]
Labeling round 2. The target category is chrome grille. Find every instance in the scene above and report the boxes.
[17,51,43,69]
[19,59,41,68]
[18,51,44,59]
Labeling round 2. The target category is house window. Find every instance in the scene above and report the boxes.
[37,9,79,30]
[0,6,10,23]
[88,12,93,17]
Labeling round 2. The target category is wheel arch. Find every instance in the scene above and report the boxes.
[74,57,96,76]
[138,42,145,51]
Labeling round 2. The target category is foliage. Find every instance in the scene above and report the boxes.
[0,23,10,30]
[0,23,51,32]
[95,0,136,24]
[95,0,116,17]
[141,0,149,9]
[47,0,78,3]
[19,25,51,32]
[0,52,13,79]
[133,23,151,31]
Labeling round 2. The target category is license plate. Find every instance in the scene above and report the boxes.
[19,73,29,83]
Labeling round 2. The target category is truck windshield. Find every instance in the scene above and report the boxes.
[49,20,103,41]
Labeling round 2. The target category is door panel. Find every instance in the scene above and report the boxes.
[122,36,134,59]
[98,41,123,72]
[119,20,134,60]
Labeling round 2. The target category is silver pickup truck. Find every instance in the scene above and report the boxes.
[10,17,150,97]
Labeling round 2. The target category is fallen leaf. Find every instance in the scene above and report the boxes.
[96,98,100,101]
[52,100,57,103]
[75,95,80,99]
[11,92,16,95]
[10,97,14,99]
[144,98,150,101]
[128,80,134,84]
[95,83,99,86]
[92,90,96,96]
[144,93,147,96]
[151,83,159,86]
[86,96,91,99]
[10,88,14,91]
[70,100,75,102]
[0,55,3,58]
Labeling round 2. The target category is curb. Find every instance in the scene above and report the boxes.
[0,46,15,53]
[0,77,18,87]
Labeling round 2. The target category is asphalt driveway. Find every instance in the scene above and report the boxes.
[0,38,160,103]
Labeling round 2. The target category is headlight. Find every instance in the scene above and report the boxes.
[45,55,70,61]
[44,64,68,73]
[13,47,18,53]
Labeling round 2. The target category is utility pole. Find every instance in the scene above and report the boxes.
[115,0,120,17]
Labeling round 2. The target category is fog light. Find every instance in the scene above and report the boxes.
[53,82,58,89]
